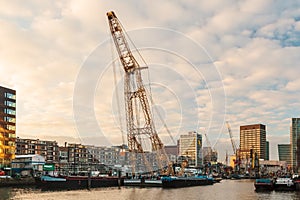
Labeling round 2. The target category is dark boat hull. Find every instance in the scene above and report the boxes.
[254,183,274,191]
[124,179,162,187]
[254,179,274,191]
[274,184,295,191]
[294,180,300,191]
[35,176,124,190]
[162,177,214,188]
[274,178,295,191]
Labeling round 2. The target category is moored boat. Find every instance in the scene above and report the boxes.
[124,178,162,187]
[274,177,295,191]
[35,175,124,190]
[254,178,274,191]
[292,174,300,191]
[161,175,214,188]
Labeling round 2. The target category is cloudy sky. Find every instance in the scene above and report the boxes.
[1,0,300,161]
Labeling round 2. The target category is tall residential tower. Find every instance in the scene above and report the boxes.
[0,86,16,167]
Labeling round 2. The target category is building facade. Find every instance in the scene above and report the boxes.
[278,144,291,166]
[290,118,300,172]
[164,145,178,156]
[240,124,266,160]
[265,141,269,161]
[0,86,16,167]
[179,131,202,167]
[16,138,59,164]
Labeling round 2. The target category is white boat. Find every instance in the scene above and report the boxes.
[274,177,295,191]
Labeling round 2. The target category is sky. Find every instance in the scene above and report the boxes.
[1,0,300,161]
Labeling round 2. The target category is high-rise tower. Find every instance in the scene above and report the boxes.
[240,124,266,160]
[290,118,300,172]
[0,86,16,167]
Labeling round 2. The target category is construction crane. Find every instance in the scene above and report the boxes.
[203,129,212,149]
[202,128,218,165]
[107,11,169,175]
[203,129,213,163]
[226,121,240,171]
[225,121,237,155]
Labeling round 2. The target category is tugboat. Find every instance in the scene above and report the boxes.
[254,178,274,191]
[274,177,295,191]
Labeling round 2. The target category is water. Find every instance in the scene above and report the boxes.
[1,179,300,200]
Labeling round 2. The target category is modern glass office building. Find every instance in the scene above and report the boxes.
[278,144,291,166]
[179,131,202,167]
[290,118,300,172]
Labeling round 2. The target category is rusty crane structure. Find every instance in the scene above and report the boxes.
[107,11,169,174]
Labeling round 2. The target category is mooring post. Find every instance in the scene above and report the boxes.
[118,170,121,189]
[87,168,91,190]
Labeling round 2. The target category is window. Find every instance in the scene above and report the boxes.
[4,101,16,107]
[4,92,16,100]
[4,108,16,115]
[7,125,16,131]
[4,116,15,123]
[8,141,15,146]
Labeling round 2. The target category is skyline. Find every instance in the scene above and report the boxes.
[1,1,300,161]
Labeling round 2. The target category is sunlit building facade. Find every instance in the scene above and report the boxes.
[179,131,202,167]
[240,124,266,160]
[16,137,59,164]
[0,86,16,167]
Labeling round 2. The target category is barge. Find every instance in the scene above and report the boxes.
[254,178,274,191]
[35,175,124,190]
[161,175,214,188]
[124,178,162,187]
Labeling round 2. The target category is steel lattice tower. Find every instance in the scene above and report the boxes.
[107,11,168,173]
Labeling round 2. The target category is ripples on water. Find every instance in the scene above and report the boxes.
[1,180,300,200]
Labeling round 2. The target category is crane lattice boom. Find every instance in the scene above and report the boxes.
[226,121,237,155]
[107,11,169,174]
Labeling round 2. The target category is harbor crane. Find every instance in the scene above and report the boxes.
[203,129,212,149]
[225,121,237,155]
[202,128,218,165]
[226,121,240,171]
[107,11,169,174]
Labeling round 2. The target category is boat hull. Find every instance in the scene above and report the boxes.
[254,183,274,191]
[274,178,295,191]
[35,176,124,190]
[162,177,214,188]
[124,179,162,187]
[254,179,274,191]
[274,184,295,191]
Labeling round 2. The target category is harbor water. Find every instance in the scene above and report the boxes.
[1,179,300,200]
